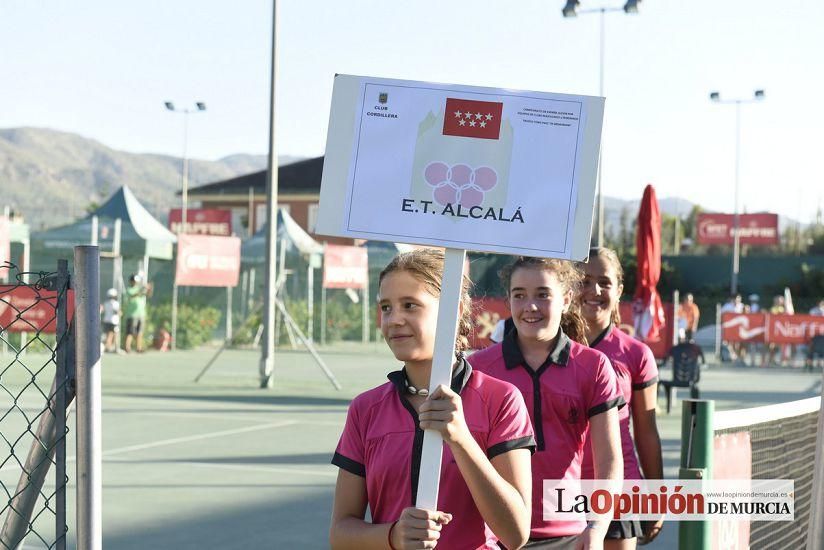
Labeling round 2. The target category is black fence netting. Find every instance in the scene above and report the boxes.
[0,260,72,550]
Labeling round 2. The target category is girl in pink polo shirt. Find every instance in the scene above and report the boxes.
[578,248,663,548]
[471,256,624,550]
[330,249,535,550]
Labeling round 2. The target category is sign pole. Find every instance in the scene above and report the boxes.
[415,247,465,510]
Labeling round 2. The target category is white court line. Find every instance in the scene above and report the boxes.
[132,410,345,425]
[105,457,338,478]
[0,420,298,474]
[100,420,298,457]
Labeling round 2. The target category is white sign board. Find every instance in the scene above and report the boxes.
[317,74,604,260]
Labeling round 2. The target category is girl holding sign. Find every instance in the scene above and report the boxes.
[578,248,663,548]
[330,249,534,550]
[471,257,624,549]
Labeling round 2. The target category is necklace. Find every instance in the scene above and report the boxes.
[402,371,429,397]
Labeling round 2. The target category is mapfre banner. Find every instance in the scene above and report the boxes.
[175,235,241,287]
[169,208,232,236]
[0,286,75,334]
[323,245,368,289]
[721,312,824,344]
[696,213,779,246]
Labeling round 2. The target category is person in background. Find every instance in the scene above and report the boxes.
[678,293,700,342]
[101,288,120,353]
[124,273,152,353]
[748,294,761,313]
[720,294,743,314]
[809,300,824,316]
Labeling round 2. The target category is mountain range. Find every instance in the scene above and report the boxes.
[1,127,799,234]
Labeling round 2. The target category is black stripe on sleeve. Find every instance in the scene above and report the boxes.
[587,396,626,418]
[331,452,366,477]
[632,376,659,391]
[487,435,537,459]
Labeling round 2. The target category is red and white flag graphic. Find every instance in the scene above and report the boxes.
[442,98,503,140]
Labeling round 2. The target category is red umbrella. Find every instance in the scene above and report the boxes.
[633,184,665,342]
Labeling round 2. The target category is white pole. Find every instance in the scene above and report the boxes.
[259,0,279,388]
[731,100,742,295]
[307,264,314,342]
[90,216,98,246]
[171,283,179,351]
[74,245,102,550]
[321,285,327,346]
[226,286,233,342]
[416,248,465,510]
[595,7,606,248]
[673,290,680,345]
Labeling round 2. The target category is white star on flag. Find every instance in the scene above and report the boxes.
[469,120,476,127]
[458,119,466,126]
[479,121,487,128]
[454,110,462,118]
[475,112,482,119]
[465,112,474,120]
[485,113,493,120]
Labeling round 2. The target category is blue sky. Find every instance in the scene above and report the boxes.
[2,0,822,222]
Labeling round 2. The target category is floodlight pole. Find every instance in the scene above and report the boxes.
[165,101,206,350]
[709,90,765,295]
[260,0,279,388]
[562,2,639,247]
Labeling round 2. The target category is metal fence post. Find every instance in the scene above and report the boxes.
[74,245,102,550]
[679,399,714,550]
[55,259,70,550]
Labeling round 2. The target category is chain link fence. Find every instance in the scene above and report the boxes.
[0,260,73,550]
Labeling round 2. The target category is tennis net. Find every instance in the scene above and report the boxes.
[713,396,821,550]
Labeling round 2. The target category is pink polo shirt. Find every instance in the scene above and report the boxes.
[332,359,535,550]
[581,325,658,480]
[470,330,624,539]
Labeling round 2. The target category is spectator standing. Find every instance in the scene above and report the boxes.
[810,300,824,316]
[678,293,700,341]
[101,288,120,353]
[124,273,152,353]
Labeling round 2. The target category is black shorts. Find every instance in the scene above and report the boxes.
[125,318,143,336]
[605,519,643,539]
[102,322,117,333]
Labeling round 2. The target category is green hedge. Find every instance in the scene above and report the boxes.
[148,302,221,349]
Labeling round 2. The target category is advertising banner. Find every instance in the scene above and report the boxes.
[696,213,779,246]
[0,286,74,334]
[323,245,368,289]
[721,312,824,344]
[316,75,604,260]
[169,208,232,236]
[721,312,768,343]
[175,235,241,287]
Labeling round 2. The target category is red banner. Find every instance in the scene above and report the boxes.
[175,235,241,287]
[169,208,232,236]
[0,286,74,334]
[721,312,824,344]
[323,245,368,289]
[721,312,768,343]
[696,213,779,246]
[470,297,511,349]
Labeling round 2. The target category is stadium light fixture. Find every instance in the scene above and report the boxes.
[708,89,766,295]
[561,0,642,247]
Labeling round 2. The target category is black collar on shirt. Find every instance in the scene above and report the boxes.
[387,356,473,394]
[501,327,571,370]
[589,324,612,348]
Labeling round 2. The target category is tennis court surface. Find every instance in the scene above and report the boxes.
[2,345,821,549]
